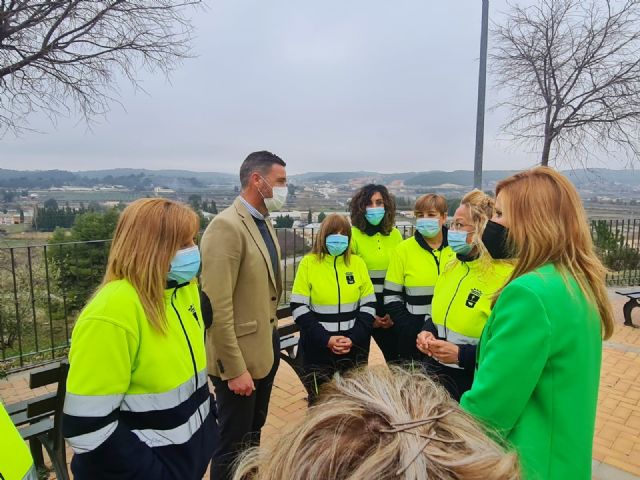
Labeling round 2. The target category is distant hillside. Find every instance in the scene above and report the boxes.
[0,168,237,189]
[403,170,519,187]
[1,167,638,190]
[292,168,640,188]
[290,171,418,183]
[75,168,237,185]
[563,168,640,187]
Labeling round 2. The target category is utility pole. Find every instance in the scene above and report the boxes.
[473,0,489,190]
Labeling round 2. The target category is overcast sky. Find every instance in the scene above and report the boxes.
[1,1,628,174]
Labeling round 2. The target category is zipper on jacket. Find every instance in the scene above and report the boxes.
[429,249,441,275]
[171,288,204,426]
[334,256,341,329]
[414,230,444,274]
[442,263,470,340]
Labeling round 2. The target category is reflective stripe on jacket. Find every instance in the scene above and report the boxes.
[384,232,455,317]
[431,257,513,369]
[350,226,403,295]
[291,253,376,350]
[63,279,216,480]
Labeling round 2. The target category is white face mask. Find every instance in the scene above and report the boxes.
[259,175,288,212]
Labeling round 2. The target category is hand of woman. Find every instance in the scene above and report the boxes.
[373,315,385,328]
[328,336,352,355]
[416,331,435,355]
[379,314,394,329]
[427,339,459,364]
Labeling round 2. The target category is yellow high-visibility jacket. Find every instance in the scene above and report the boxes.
[0,402,36,480]
[351,226,403,314]
[384,230,455,360]
[430,256,513,370]
[291,253,376,362]
[63,279,216,480]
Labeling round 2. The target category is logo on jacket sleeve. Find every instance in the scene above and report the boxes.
[345,272,355,284]
[465,288,482,308]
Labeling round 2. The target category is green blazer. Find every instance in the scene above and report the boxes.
[461,263,602,480]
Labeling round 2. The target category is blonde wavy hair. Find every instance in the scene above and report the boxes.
[233,366,520,480]
[447,189,503,274]
[101,198,199,333]
[495,167,614,339]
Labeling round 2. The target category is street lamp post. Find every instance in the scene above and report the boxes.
[473,0,489,190]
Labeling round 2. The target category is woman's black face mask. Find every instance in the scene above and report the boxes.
[482,220,513,260]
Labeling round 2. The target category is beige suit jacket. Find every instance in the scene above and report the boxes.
[201,197,283,380]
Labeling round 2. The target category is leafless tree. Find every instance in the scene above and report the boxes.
[492,0,640,166]
[0,0,201,136]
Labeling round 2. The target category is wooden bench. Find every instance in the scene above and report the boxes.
[615,289,640,328]
[7,362,70,480]
[276,306,314,398]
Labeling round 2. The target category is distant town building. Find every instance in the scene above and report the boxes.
[153,187,175,196]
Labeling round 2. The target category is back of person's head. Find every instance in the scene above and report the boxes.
[102,198,199,332]
[495,166,614,339]
[239,151,287,189]
[460,189,494,237]
[312,213,352,264]
[349,184,396,235]
[233,366,520,480]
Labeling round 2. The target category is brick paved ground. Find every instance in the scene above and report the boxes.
[1,289,639,479]
[592,292,640,477]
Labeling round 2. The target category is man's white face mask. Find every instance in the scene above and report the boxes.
[258,175,287,212]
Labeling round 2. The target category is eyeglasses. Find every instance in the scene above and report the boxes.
[449,222,474,231]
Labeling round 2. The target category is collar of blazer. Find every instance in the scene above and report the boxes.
[233,197,281,291]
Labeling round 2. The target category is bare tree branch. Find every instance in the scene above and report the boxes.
[492,0,640,167]
[0,0,202,136]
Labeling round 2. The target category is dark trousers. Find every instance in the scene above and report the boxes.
[395,316,425,363]
[299,336,368,404]
[424,360,474,402]
[209,329,279,480]
[371,326,398,363]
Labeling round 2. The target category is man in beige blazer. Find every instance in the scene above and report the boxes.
[200,151,286,480]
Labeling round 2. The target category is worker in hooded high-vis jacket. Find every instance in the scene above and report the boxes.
[417,190,514,401]
[62,199,217,480]
[291,214,376,399]
[349,184,403,362]
[0,402,36,480]
[383,194,455,363]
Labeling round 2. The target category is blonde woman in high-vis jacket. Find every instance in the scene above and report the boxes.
[63,199,216,480]
[417,190,513,401]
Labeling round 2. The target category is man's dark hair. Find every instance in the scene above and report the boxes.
[239,151,286,188]
[349,184,396,235]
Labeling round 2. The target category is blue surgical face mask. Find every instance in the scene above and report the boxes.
[168,246,201,284]
[416,218,441,238]
[365,207,385,226]
[325,234,349,257]
[447,230,473,255]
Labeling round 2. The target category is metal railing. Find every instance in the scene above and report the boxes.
[0,221,637,374]
[0,240,111,372]
[590,219,640,286]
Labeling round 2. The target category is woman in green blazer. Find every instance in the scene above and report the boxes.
[460,167,614,480]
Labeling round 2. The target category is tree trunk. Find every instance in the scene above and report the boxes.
[541,134,552,166]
